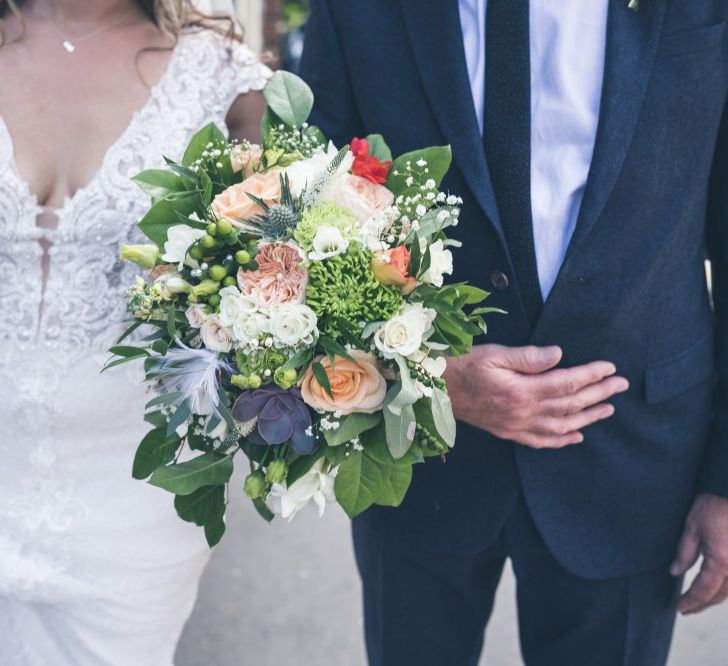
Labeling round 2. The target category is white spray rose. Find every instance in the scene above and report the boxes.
[420,239,453,288]
[268,303,319,348]
[232,311,269,345]
[161,225,206,269]
[308,225,350,261]
[199,314,233,353]
[374,303,437,360]
[218,286,259,329]
[266,460,337,522]
[185,303,210,329]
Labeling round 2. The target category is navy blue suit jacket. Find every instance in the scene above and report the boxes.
[300,0,728,579]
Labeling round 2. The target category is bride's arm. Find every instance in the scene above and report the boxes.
[226,91,267,143]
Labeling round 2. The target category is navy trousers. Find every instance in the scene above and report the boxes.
[353,494,682,666]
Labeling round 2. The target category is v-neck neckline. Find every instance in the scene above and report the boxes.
[0,35,185,216]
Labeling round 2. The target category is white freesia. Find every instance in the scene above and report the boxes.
[269,303,319,348]
[199,314,233,353]
[266,460,337,521]
[218,286,259,329]
[373,303,437,360]
[284,141,354,197]
[185,303,210,329]
[308,225,350,260]
[161,225,206,269]
[419,239,453,287]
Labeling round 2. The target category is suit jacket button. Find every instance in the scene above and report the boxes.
[490,270,510,291]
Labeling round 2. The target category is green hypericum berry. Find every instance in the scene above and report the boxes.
[206,223,218,237]
[265,460,288,485]
[235,250,252,265]
[216,219,234,236]
[200,234,216,249]
[208,265,228,281]
[187,293,200,304]
[243,471,267,500]
[223,276,237,288]
[188,245,204,261]
[207,294,221,309]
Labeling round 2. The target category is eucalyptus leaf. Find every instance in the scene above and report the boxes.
[263,71,314,128]
[149,453,234,495]
[431,387,456,448]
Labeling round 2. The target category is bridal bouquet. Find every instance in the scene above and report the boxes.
[108,72,500,546]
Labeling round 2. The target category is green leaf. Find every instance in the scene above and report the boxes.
[137,193,203,248]
[144,411,168,429]
[166,400,191,436]
[263,71,314,128]
[166,306,177,339]
[324,412,382,447]
[431,387,456,448]
[149,453,234,495]
[253,498,275,523]
[383,398,417,460]
[204,515,226,546]
[312,361,334,399]
[116,320,143,344]
[373,459,413,508]
[286,448,325,486]
[132,169,187,200]
[387,145,452,194]
[334,451,382,518]
[365,134,393,162]
[280,347,314,372]
[145,391,184,410]
[132,428,181,480]
[174,485,225,525]
[182,123,228,166]
[317,336,353,362]
[362,421,423,466]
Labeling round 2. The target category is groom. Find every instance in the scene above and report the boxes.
[300,1,728,664]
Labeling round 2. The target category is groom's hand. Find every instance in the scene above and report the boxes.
[443,344,629,449]
[671,493,728,614]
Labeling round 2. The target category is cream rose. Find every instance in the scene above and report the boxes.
[300,350,387,415]
[218,286,259,329]
[373,303,437,360]
[232,311,269,346]
[211,170,282,225]
[268,303,319,348]
[230,143,262,177]
[185,303,210,329]
[325,174,394,222]
[199,314,233,353]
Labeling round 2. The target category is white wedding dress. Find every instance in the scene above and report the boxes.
[0,30,270,666]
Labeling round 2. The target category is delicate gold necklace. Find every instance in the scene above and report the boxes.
[40,10,132,54]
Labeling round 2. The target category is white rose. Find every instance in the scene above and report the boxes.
[420,239,453,288]
[199,314,233,353]
[284,142,354,198]
[218,286,258,329]
[266,460,337,522]
[232,311,269,345]
[308,225,350,261]
[185,303,210,329]
[268,303,319,348]
[373,303,437,360]
[161,225,206,269]
[325,173,395,223]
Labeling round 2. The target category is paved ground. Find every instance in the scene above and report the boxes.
[176,471,728,666]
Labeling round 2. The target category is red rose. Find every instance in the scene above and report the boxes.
[350,137,393,185]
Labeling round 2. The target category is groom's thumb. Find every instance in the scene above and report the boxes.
[496,345,563,374]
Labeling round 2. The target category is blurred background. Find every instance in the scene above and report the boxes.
[175,2,728,664]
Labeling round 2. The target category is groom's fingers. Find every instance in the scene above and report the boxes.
[671,525,701,577]
[532,403,616,437]
[528,361,618,400]
[676,563,726,614]
[509,430,584,449]
[539,376,630,417]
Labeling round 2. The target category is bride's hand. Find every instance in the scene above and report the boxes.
[443,344,629,449]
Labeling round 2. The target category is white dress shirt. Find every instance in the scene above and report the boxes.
[459,0,609,298]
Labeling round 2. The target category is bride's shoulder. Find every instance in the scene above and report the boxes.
[176,28,271,92]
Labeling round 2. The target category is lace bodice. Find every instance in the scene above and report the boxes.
[0,30,270,365]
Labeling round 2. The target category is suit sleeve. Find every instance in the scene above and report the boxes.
[298,0,366,147]
[701,92,728,499]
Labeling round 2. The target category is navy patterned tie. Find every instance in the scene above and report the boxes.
[484,0,543,326]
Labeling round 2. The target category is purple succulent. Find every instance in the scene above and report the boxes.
[232,386,316,455]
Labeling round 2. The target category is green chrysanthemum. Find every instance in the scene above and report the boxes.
[306,248,403,337]
[293,202,357,252]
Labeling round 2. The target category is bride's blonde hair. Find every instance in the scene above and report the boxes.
[0,0,241,46]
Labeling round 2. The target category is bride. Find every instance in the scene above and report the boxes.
[0,0,269,663]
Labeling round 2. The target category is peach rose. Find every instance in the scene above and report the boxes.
[211,170,281,225]
[237,241,308,307]
[371,245,417,295]
[230,143,263,177]
[300,350,387,415]
[326,174,394,222]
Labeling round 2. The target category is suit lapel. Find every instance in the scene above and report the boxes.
[565,0,667,259]
[400,0,506,247]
